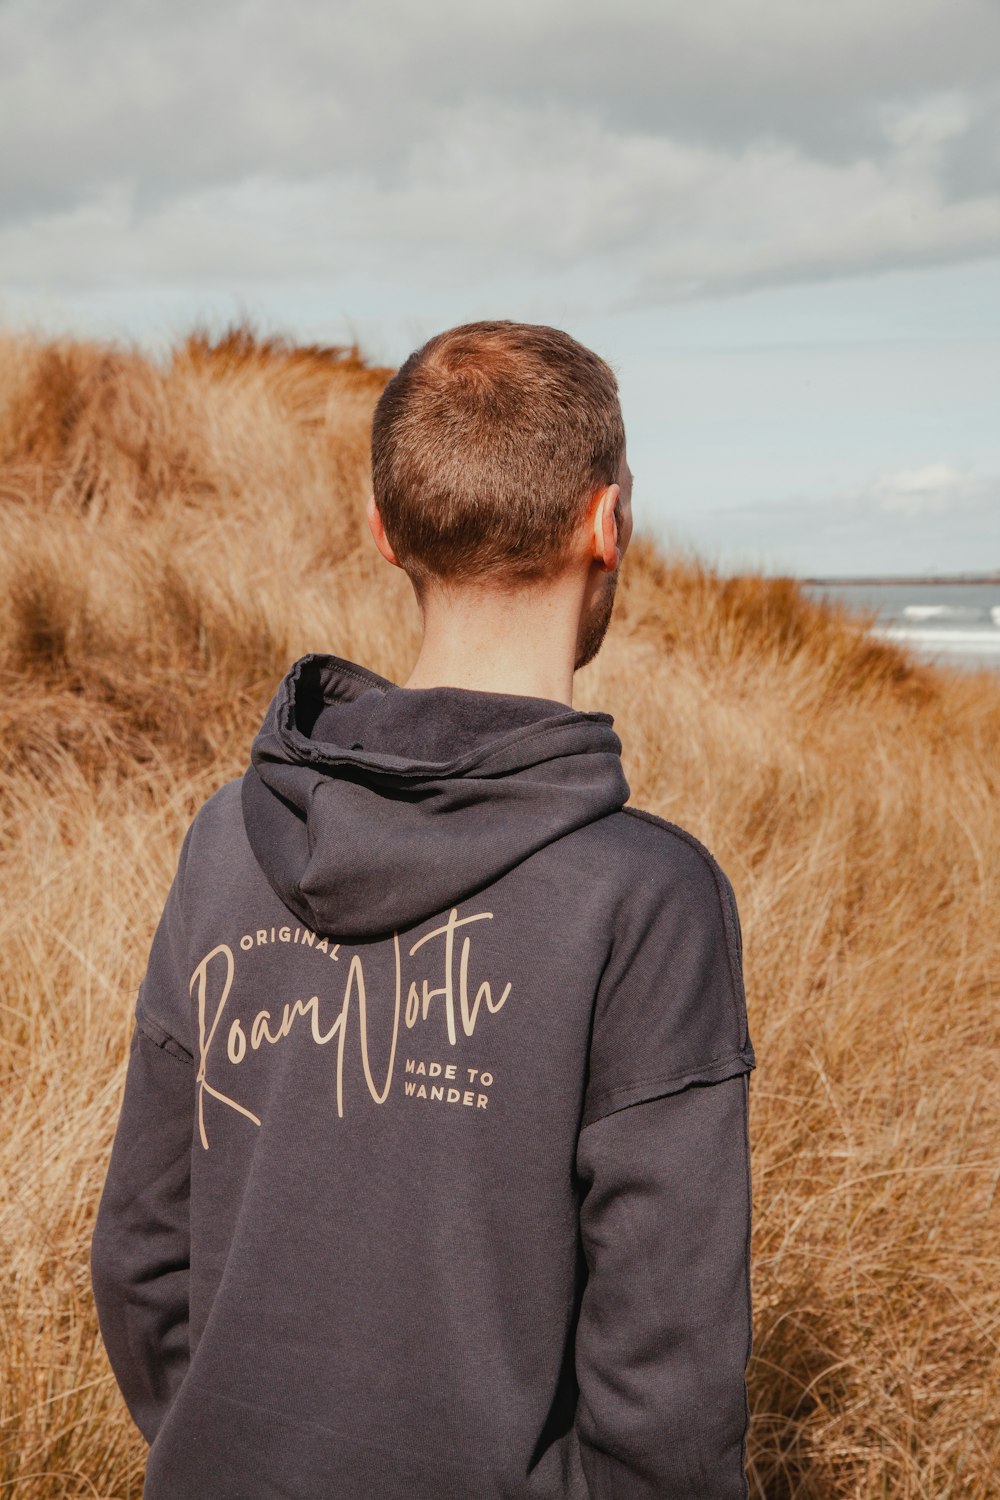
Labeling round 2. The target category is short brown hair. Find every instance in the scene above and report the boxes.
[370,320,625,593]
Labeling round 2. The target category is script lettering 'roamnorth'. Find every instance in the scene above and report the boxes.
[188,907,512,1148]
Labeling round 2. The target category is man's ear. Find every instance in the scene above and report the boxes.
[592,483,621,572]
[367,493,401,568]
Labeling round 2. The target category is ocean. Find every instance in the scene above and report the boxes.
[800,580,1000,672]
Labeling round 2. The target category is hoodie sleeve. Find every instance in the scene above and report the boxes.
[574,1074,754,1498]
[90,825,197,1445]
[573,819,756,1497]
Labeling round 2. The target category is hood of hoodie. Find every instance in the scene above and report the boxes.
[240,652,631,941]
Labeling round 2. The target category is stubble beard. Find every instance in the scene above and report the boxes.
[575,566,619,672]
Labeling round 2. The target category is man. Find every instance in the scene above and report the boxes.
[91,320,757,1499]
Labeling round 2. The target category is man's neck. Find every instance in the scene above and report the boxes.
[400,590,580,706]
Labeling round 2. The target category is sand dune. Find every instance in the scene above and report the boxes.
[1,325,997,1498]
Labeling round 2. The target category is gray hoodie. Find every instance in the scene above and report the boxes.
[91,651,757,1500]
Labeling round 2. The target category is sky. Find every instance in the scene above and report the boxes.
[2,0,999,577]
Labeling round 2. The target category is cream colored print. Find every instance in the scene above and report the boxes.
[407,909,512,1044]
[190,908,510,1149]
[190,942,263,1151]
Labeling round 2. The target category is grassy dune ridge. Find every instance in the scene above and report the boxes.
[0,326,997,1498]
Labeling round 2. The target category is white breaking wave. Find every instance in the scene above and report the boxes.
[902,604,977,621]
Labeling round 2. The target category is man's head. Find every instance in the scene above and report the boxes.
[367,320,632,677]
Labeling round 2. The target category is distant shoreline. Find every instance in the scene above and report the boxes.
[802,575,1000,586]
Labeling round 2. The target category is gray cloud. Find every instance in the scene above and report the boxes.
[941,87,1000,200]
[2,0,1000,307]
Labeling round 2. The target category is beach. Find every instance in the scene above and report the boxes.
[804,579,1000,671]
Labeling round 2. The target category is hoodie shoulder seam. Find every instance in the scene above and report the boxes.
[579,1045,757,1128]
[136,1011,195,1066]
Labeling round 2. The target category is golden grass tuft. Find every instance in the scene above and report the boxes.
[1,324,997,1498]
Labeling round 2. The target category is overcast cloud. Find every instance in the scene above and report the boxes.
[3,0,1000,298]
[1,0,998,574]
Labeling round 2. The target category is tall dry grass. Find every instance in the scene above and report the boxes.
[0,325,997,1499]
